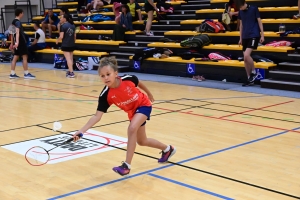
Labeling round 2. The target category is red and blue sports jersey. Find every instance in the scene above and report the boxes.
[97,74,152,120]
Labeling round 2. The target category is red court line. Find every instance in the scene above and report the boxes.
[0,80,98,98]
[152,106,300,133]
[218,100,294,119]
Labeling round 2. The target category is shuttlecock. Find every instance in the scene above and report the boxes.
[53,121,62,131]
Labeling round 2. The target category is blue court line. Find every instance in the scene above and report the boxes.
[148,173,234,200]
[48,126,300,200]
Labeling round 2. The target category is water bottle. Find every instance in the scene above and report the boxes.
[279,24,285,33]
[98,35,102,40]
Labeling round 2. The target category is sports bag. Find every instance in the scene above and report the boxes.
[180,34,212,48]
[208,52,231,60]
[196,19,226,33]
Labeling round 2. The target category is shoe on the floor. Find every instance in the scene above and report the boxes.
[158,145,176,163]
[112,162,130,176]
[24,73,36,79]
[242,81,254,87]
[67,72,75,78]
[9,74,20,79]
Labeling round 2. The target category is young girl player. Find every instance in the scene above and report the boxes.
[73,56,176,176]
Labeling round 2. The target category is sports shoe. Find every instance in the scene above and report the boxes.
[293,13,300,19]
[24,73,35,79]
[9,74,20,79]
[146,31,154,36]
[248,72,258,82]
[67,72,75,78]
[158,145,176,163]
[242,80,254,87]
[112,162,130,176]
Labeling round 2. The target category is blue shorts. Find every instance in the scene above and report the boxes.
[135,106,152,126]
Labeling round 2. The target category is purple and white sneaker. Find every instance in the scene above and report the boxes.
[112,162,130,176]
[158,145,176,163]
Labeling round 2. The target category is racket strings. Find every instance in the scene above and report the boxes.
[25,147,50,166]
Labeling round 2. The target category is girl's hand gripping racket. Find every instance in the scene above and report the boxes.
[25,133,83,166]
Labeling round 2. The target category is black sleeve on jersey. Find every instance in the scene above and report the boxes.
[97,87,110,112]
[35,32,40,40]
[122,74,139,87]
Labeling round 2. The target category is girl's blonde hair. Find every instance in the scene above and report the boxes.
[98,56,118,73]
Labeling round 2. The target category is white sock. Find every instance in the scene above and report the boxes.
[163,145,170,153]
[24,70,29,75]
[11,70,15,75]
[124,162,131,169]
[252,69,256,74]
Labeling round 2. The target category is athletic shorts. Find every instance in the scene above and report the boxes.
[242,37,260,52]
[61,46,75,52]
[144,3,155,13]
[135,106,152,126]
[14,45,28,56]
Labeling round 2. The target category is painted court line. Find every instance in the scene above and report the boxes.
[219,100,294,119]
[148,173,234,200]
[153,107,300,133]
[47,126,300,200]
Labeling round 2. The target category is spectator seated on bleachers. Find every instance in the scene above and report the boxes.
[28,22,47,62]
[41,8,60,38]
[112,4,133,41]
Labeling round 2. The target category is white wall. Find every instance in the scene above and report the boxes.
[0,0,42,32]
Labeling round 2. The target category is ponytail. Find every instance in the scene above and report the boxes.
[63,13,74,25]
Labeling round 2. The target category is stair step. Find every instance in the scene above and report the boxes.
[288,53,300,57]
[261,79,300,92]
[187,0,210,3]
[110,52,134,56]
[128,41,152,44]
[167,14,196,17]
[135,35,164,38]
[116,58,130,62]
[269,70,300,82]
[152,25,181,27]
[159,20,182,22]
[279,62,300,67]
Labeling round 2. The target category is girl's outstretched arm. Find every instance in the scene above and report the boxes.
[73,111,104,141]
[138,81,154,102]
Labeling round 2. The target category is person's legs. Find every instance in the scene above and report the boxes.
[10,54,19,78]
[42,23,47,34]
[145,11,153,35]
[243,48,254,78]
[48,24,57,38]
[293,0,300,18]
[63,51,75,77]
[136,125,167,150]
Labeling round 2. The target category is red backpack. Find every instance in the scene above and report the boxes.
[198,19,226,33]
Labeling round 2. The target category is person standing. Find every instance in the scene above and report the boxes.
[237,0,264,86]
[56,13,76,78]
[10,8,35,79]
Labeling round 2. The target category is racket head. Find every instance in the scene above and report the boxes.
[8,25,16,34]
[75,27,80,33]
[25,146,50,166]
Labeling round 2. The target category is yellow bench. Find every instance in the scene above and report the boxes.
[211,0,266,3]
[147,43,294,52]
[103,1,186,8]
[164,31,300,38]
[50,8,77,13]
[0,48,9,52]
[57,2,78,6]
[181,19,300,25]
[46,39,127,45]
[129,56,275,69]
[196,7,299,13]
[25,30,142,35]
[36,49,108,57]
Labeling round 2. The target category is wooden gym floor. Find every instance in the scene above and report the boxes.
[0,65,299,200]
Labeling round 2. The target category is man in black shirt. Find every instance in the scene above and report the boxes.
[10,8,35,79]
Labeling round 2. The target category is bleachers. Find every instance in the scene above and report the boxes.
[2,0,300,90]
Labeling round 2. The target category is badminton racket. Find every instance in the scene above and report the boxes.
[8,25,17,50]
[25,133,83,166]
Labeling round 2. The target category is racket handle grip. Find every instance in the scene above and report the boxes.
[65,133,83,143]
